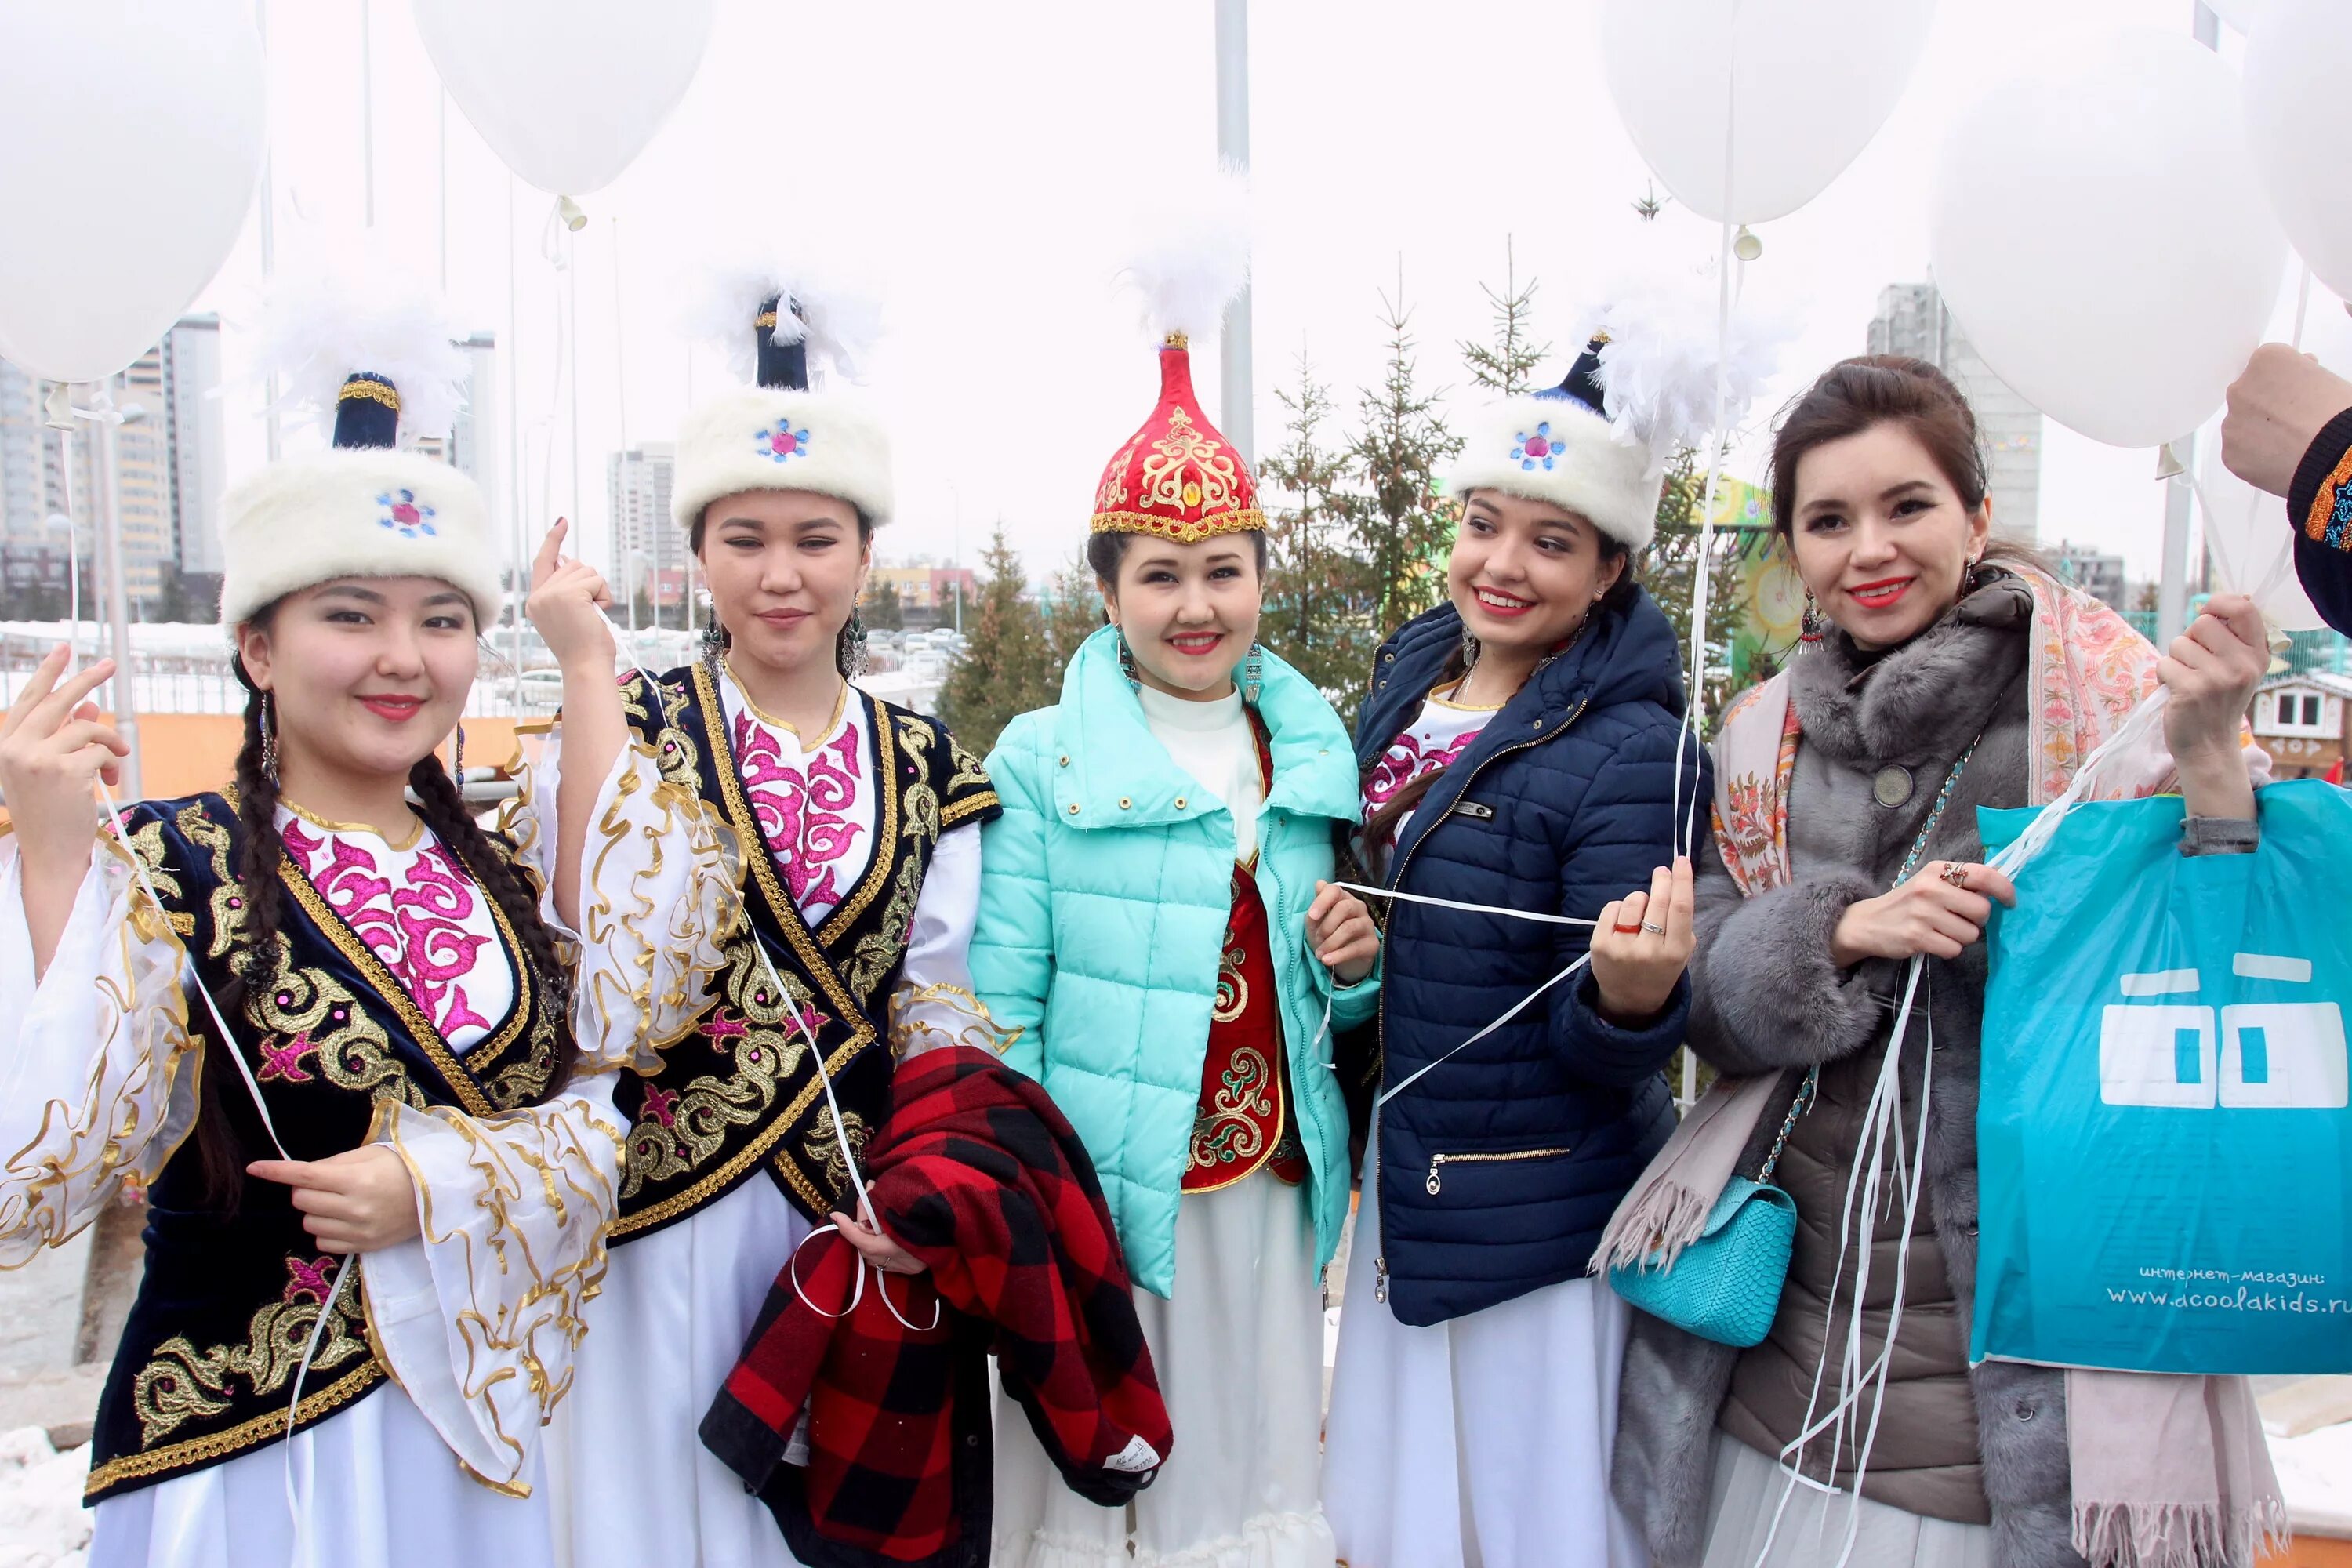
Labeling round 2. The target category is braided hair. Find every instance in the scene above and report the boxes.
[193,616,583,1203]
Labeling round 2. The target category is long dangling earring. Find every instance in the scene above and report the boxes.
[1460,626,1481,673]
[451,722,466,786]
[1242,642,1265,706]
[258,691,279,782]
[1799,590,1827,648]
[839,605,869,680]
[701,617,726,662]
[1116,627,1141,691]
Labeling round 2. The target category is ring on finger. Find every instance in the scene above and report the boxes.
[1938,862,1970,887]
[1612,920,1644,934]
[1639,921,1666,935]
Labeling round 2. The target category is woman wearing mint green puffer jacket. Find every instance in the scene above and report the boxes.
[971,327,1379,1568]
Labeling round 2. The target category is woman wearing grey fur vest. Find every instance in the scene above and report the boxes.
[1606,357,2280,1568]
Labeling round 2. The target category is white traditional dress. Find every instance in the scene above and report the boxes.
[546,663,1000,1568]
[989,685,1334,1568]
[1321,678,1645,1568]
[0,741,720,1568]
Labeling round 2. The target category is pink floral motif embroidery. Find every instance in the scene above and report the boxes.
[283,820,495,1040]
[259,1030,318,1083]
[732,711,865,916]
[641,1085,679,1128]
[282,1254,339,1305]
[1363,725,1481,811]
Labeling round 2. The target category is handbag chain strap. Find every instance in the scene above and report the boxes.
[1758,731,1984,1185]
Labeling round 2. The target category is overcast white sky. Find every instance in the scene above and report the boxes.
[192,0,2351,590]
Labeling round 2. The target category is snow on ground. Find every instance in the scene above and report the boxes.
[0,1428,89,1568]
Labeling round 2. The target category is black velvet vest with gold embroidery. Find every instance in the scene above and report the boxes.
[85,792,569,1504]
[611,664,998,1237]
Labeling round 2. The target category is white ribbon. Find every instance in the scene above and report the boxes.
[1326,880,1602,1110]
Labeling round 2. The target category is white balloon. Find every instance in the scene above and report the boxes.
[2244,0,2352,303]
[415,0,715,198]
[1599,0,1936,226]
[1929,27,2285,450]
[0,0,263,385]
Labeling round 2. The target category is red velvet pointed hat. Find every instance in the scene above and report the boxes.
[1089,172,1261,543]
[1088,333,1265,544]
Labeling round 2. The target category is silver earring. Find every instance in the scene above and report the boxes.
[451,723,466,786]
[1242,643,1265,705]
[259,691,279,782]
[1460,626,1481,672]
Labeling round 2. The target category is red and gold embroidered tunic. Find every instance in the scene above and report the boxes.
[1182,862,1308,1191]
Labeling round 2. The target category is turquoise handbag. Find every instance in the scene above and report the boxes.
[1606,1069,1814,1348]
[1608,736,1981,1347]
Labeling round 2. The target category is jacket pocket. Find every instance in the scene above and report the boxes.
[1422,1142,1573,1196]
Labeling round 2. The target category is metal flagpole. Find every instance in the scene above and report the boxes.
[358,0,376,229]
[507,175,528,717]
[258,0,280,462]
[91,394,140,798]
[1214,0,1254,465]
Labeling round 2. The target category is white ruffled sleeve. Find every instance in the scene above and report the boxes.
[358,1076,625,1495]
[0,833,198,1265]
[501,725,739,1076]
[887,822,1020,1059]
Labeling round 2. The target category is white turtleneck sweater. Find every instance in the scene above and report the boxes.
[1137,684,1265,863]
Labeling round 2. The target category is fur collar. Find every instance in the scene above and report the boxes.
[1789,569,2032,768]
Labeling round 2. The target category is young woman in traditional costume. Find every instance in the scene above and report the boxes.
[0,272,692,1567]
[1609,356,2278,1568]
[968,240,1383,1568]
[547,271,1006,1568]
[1318,331,1708,1568]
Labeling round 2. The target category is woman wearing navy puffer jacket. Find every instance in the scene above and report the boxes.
[1322,338,1707,1568]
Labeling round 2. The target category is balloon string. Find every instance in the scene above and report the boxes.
[2293,263,2314,352]
[1670,0,1743,865]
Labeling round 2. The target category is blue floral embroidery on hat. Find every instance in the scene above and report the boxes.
[375,489,438,538]
[752,419,811,463]
[1511,422,1560,472]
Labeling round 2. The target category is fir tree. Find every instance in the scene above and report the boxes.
[862,576,905,631]
[1641,446,1748,730]
[1040,554,1105,673]
[1338,267,1464,641]
[1459,236,1549,396]
[934,526,1053,754]
[1258,350,1381,721]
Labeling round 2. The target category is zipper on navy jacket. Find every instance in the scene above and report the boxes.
[1370,696,1589,1300]
[1425,1145,1573,1196]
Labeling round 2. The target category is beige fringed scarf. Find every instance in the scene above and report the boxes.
[1595,567,2286,1568]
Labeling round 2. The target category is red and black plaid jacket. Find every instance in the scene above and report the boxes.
[699,1046,1172,1568]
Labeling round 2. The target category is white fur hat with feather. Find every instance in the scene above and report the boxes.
[219,259,497,629]
[670,245,890,532]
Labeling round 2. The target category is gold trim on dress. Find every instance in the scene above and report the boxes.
[281,798,426,852]
[610,662,883,1232]
[83,1360,384,1499]
[278,848,533,1121]
[723,662,851,745]
[1426,677,1507,713]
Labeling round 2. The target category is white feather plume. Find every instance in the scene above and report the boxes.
[1115,165,1250,341]
[252,256,469,440]
[1582,264,1793,473]
[676,234,884,387]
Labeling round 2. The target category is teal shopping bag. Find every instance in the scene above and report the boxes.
[1973,779,2352,1375]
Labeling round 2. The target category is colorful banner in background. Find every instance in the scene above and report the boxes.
[1708,478,1804,688]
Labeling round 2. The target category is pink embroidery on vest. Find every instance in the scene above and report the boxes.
[732,712,866,916]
